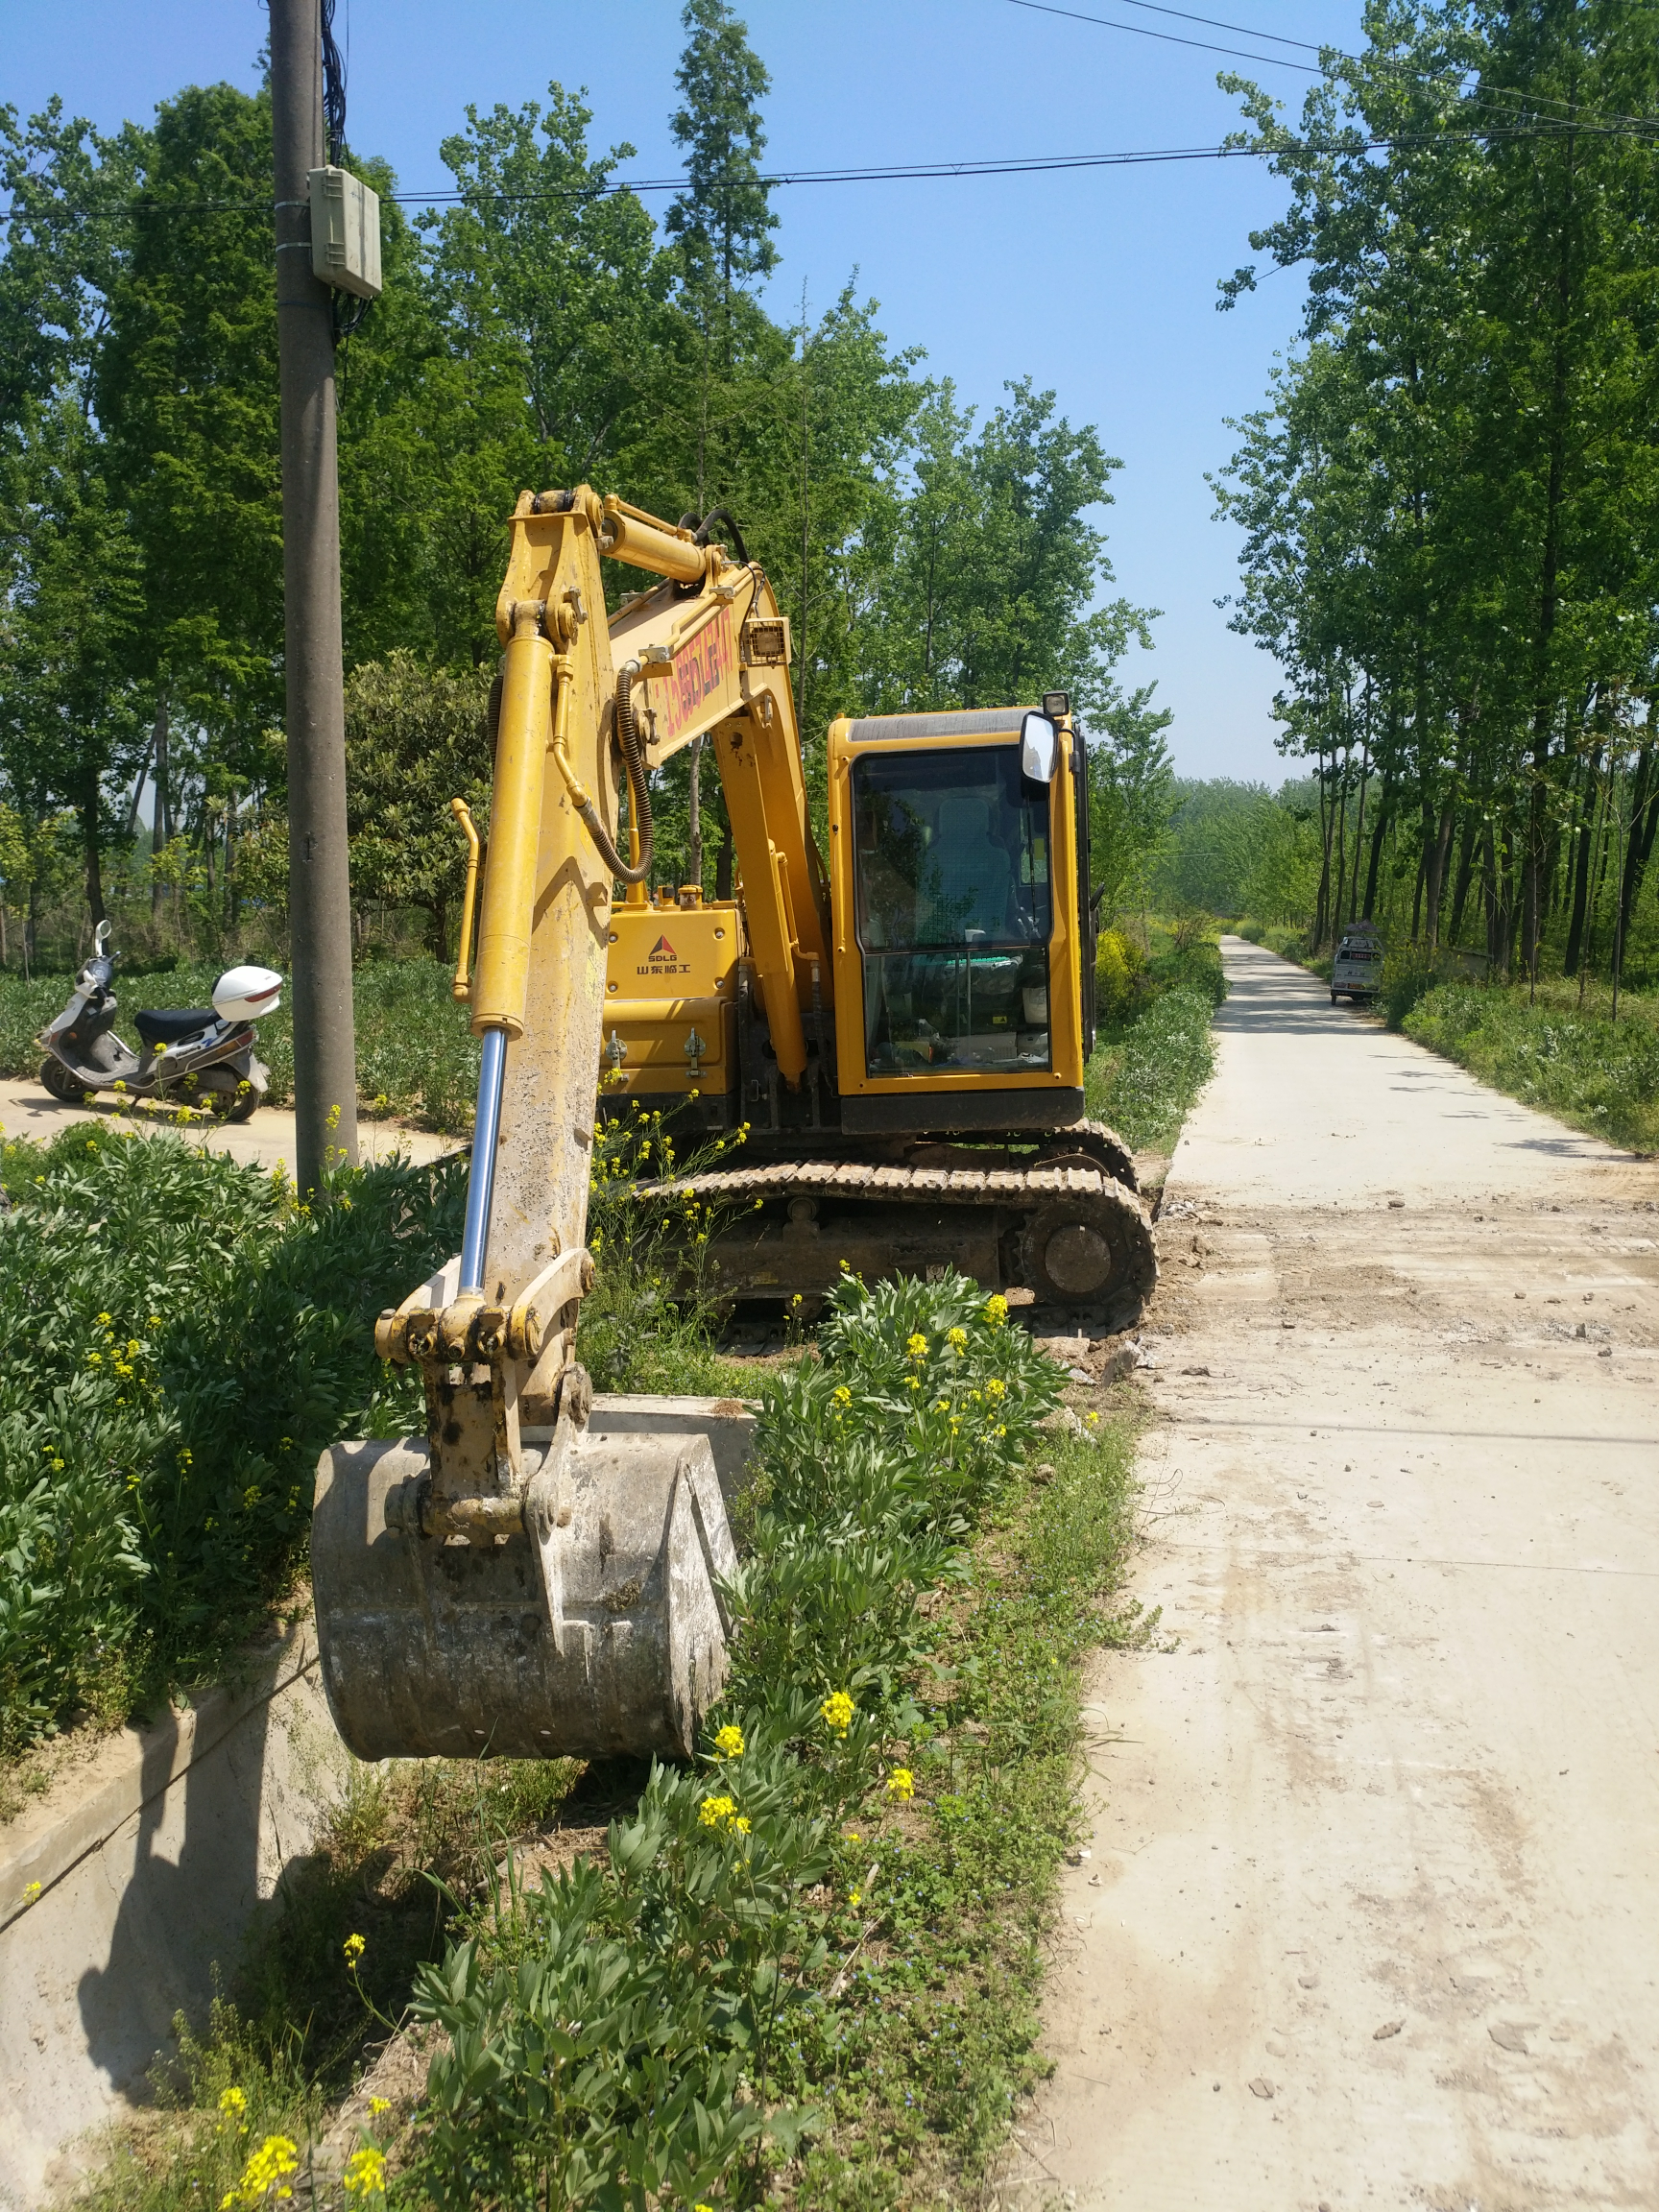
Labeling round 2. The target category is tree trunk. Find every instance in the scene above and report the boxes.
[1618,741,1657,953]
[1424,804,1454,953]
[1564,748,1603,975]
[715,819,733,902]
[152,692,170,920]
[1362,780,1389,920]
[81,780,106,929]
[1448,807,1479,947]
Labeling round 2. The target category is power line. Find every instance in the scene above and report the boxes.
[1007,0,1327,75]
[1007,0,1659,135]
[2,113,1650,228]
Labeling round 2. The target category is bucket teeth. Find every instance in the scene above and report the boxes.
[311,1423,735,1762]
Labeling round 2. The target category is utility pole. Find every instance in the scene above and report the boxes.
[271,0,358,1190]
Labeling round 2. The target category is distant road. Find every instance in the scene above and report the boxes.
[1012,937,1659,2209]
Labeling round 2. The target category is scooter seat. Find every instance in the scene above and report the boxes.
[134,1006,218,1046]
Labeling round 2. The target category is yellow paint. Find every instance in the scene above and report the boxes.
[601,900,744,1097]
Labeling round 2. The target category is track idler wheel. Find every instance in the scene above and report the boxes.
[1022,1180,1157,1328]
[1038,1118,1139,1194]
[311,1417,735,1762]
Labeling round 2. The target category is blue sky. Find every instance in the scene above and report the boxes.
[6,0,1367,783]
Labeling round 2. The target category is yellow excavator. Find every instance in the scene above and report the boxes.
[312,489,1154,1768]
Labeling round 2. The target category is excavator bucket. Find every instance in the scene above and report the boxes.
[311,1416,734,1762]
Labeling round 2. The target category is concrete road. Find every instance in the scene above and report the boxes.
[0,1073,457,1175]
[1014,939,1659,2210]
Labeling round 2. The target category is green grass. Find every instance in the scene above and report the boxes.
[0,959,482,1130]
[1086,986,1218,1153]
[1404,978,1659,1151]
[0,1125,464,1763]
[77,1279,1145,2212]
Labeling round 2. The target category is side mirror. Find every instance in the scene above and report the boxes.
[94,920,111,951]
[1020,710,1058,782]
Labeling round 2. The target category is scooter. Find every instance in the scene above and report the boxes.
[37,923,281,1122]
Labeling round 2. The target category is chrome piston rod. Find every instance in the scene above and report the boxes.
[460,1025,508,1295]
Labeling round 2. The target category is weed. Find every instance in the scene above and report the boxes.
[0,1126,465,1761]
[1404,981,1659,1149]
[1087,988,1217,1152]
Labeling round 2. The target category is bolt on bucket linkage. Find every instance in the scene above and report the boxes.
[311,489,739,1763]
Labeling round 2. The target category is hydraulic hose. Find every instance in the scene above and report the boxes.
[574,661,653,887]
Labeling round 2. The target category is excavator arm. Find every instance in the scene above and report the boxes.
[309,488,786,1767]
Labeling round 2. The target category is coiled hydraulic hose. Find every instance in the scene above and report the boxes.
[487,657,655,890]
[579,661,653,886]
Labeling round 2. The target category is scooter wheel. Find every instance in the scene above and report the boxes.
[40,1057,92,1106]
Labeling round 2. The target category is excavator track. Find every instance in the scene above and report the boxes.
[637,1141,1158,1330]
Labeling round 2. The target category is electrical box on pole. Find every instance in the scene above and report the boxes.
[307,165,381,300]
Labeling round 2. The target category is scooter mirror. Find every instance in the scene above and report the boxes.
[94,920,111,951]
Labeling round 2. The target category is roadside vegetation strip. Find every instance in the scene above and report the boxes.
[1087,926,1224,1156]
[1403,982,1659,1153]
[81,1274,1143,2212]
[0,1122,464,1781]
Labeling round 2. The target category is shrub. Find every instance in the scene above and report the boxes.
[0,1124,465,1752]
[1087,987,1216,1152]
[1094,928,1148,1024]
[1382,943,1443,1030]
[403,1272,1063,2209]
[1404,984,1659,1150]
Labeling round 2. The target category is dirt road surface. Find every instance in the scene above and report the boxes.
[0,1072,455,1174]
[1013,938,1659,2210]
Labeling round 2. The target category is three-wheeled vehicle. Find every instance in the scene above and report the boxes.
[1331,921,1383,1004]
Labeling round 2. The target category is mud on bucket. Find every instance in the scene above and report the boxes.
[310,1423,736,1763]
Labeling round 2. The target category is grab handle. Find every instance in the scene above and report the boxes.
[449,797,481,1004]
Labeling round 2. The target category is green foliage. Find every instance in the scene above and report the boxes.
[579,1105,750,1396]
[1087,693,1176,926]
[341,656,493,959]
[1155,778,1323,923]
[0,1126,466,1751]
[666,0,780,316]
[399,1272,1065,2208]
[1214,3,1659,974]
[1094,927,1148,1024]
[1087,987,1217,1153]
[1404,981,1659,1151]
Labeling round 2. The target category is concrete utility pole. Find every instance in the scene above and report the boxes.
[271,0,359,1190]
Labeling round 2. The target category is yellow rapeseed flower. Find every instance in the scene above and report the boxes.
[886,1767,915,1801]
[343,1932,366,1966]
[832,1383,852,1408]
[985,1293,1008,1327]
[698,1793,736,1829]
[732,1815,752,1835]
[905,1332,927,1360]
[821,1690,854,1736]
[947,1325,968,1351]
[221,2133,298,2207]
[713,1723,745,1759]
[342,2146,386,2199]
[218,2086,248,2124]
[986,1376,1006,1399]
[367,2096,391,2118]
